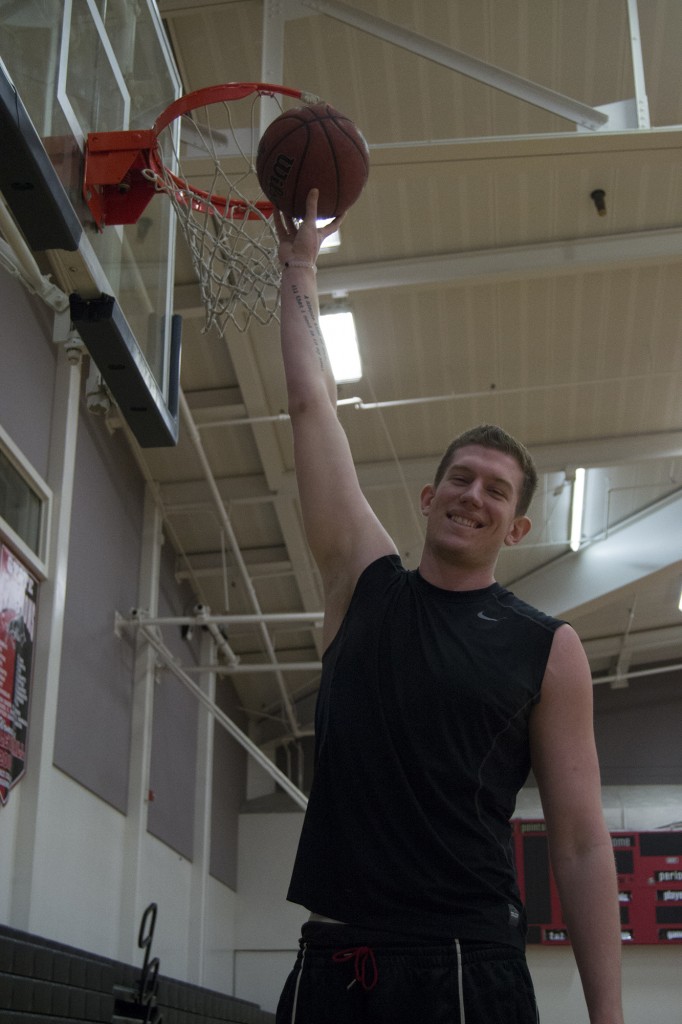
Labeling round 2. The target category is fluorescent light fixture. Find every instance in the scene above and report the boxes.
[569,467,586,552]
[320,310,362,382]
[678,585,682,612]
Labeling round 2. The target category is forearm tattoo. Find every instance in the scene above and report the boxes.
[291,284,328,373]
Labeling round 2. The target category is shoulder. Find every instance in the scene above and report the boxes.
[493,587,566,634]
[545,623,592,682]
[533,623,593,724]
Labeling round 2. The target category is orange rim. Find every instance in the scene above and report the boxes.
[149,82,314,218]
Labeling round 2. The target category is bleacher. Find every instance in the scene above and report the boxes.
[0,923,274,1024]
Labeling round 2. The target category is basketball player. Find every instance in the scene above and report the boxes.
[273,190,624,1024]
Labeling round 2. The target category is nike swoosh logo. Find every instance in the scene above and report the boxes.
[477,611,499,622]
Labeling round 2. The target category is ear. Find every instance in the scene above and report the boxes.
[420,484,435,517]
[504,515,532,547]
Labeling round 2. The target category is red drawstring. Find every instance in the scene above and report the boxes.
[331,946,379,991]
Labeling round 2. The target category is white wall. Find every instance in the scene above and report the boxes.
[515,784,682,832]
[235,811,308,1011]
[0,788,20,920]
[26,770,129,956]
[2,759,241,990]
[203,876,240,994]
[529,945,682,1024]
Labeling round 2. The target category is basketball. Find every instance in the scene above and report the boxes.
[256,102,370,219]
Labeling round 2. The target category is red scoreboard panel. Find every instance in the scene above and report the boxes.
[513,820,682,945]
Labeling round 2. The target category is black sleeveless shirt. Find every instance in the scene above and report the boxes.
[287,555,564,949]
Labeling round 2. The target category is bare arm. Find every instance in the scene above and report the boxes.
[530,625,624,1024]
[276,191,396,644]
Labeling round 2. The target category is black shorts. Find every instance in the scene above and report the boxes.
[276,923,539,1024]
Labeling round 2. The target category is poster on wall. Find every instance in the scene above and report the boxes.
[0,543,37,806]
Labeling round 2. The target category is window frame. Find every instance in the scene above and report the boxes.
[0,423,51,580]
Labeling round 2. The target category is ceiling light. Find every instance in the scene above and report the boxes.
[319,310,362,383]
[678,585,682,612]
[569,467,586,551]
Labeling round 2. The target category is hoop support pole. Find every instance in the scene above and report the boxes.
[83,129,158,230]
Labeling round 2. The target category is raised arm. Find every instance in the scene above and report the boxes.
[530,625,624,1024]
[276,191,396,644]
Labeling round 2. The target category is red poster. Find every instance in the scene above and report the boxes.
[0,543,37,805]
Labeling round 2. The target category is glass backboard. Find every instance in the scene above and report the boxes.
[0,0,182,446]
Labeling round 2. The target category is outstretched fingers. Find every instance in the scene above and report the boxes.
[306,189,347,242]
[303,187,320,223]
[276,189,347,264]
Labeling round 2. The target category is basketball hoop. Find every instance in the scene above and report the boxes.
[83,83,320,335]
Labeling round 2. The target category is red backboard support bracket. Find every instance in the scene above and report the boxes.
[83,130,158,229]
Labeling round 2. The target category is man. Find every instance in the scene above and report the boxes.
[274,190,624,1024]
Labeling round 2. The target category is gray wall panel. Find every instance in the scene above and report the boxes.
[54,407,144,811]
[210,680,247,889]
[594,669,682,785]
[1,279,55,479]
[146,542,199,858]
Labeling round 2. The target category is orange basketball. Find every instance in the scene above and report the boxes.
[256,102,370,219]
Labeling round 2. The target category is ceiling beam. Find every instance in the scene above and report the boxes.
[316,227,682,296]
[583,624,682,663]
[158,429,682,506]
[288,431,682,494]
[297,0,608,130]
[159,0,247,13]
[171,224,682,308]
[511,491,682,618]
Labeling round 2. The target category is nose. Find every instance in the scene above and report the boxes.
[460,479,484,506]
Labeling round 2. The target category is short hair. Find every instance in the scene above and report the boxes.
[433,424,538,516]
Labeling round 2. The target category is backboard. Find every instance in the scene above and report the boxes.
[0,0,182,446]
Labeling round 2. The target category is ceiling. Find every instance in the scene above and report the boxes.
[134,0,682,757]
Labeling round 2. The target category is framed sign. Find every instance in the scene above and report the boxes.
[0,543,37,805]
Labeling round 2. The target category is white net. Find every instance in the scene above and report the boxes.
[145,88,314,335]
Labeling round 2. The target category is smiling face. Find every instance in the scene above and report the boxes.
[419,444,532,588]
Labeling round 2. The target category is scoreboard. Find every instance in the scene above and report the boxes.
[513,820,682,945]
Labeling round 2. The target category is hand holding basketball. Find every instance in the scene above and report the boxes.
[257,101,369,219]
[275,189,343,268]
